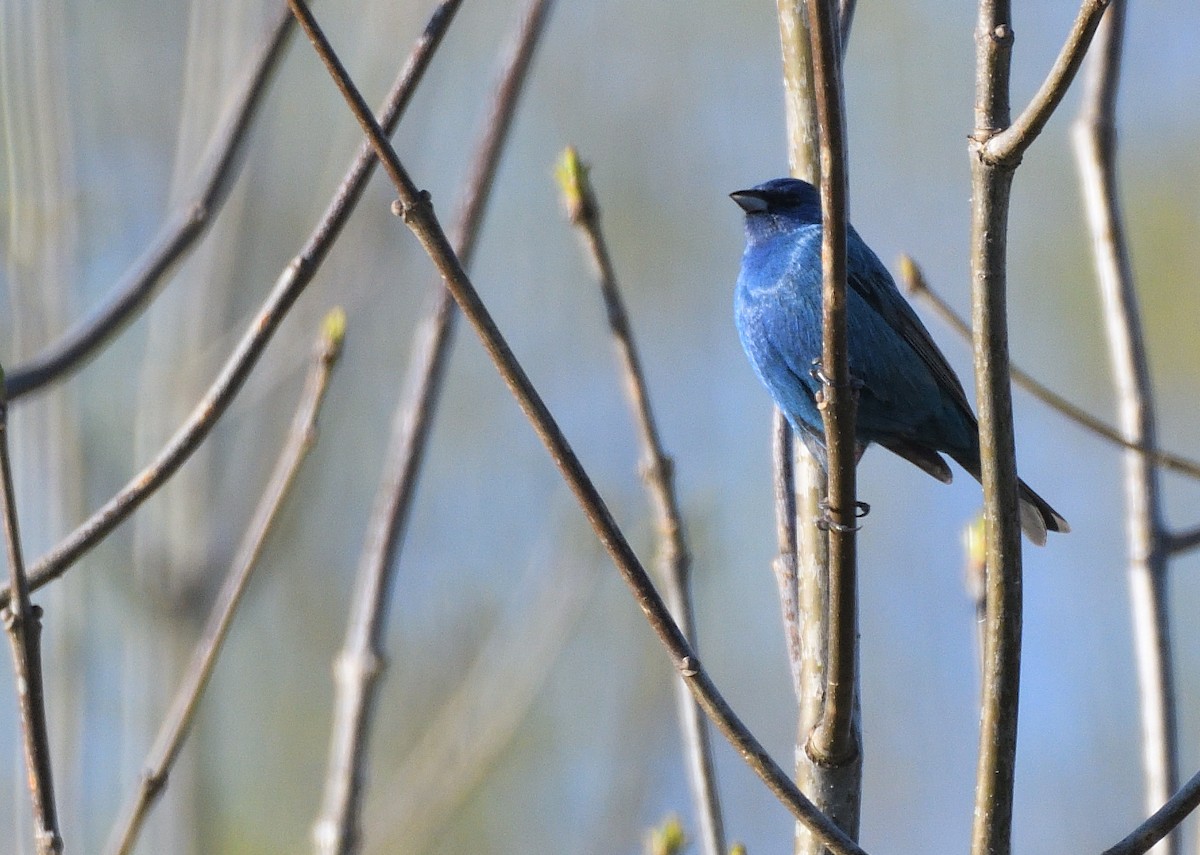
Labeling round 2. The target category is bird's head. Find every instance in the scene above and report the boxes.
[730,178,822,241]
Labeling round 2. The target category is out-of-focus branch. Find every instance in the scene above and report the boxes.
[1102,767,1200,855]
[104,311,342,855]
[771,416,803,697]
[311,1,552,852]
[287,4,865,852]
[0,371,62,854]
[1071,6,1177,855]
[1164,526,1200,556]
[968,3,1025,853]
[556,146,726,855]
[836,0,856,52]
[982,0,1111,165]
[4,6,295,401]
[0,0,459,612]
[898,257,1200,481]
[773,0,816,714]
[365,555,591,851]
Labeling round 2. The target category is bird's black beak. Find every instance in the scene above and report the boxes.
[730,189,769,214]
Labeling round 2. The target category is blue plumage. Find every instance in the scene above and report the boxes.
[732,177,1067,544]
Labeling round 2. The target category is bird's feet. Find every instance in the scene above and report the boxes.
[809,359,862,408]
[816,498,871,533]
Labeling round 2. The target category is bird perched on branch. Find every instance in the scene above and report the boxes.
[731,177,1067,545]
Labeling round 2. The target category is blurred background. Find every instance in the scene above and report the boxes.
[2,1,1199,853]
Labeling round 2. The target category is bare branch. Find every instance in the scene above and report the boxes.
[286,3,866,852]
[1102,767,1200,855]
[1071,5,1177,853]
[802,0,859,775]
[104,310,343,855]
[1164,526,1200,557]
[0,0,459,612]
[775,4,862,852]
[4,6,295,401]
[557,146,726,855]
[311,2,552,852]
[0,375,62,854]
[772,0,813,717]
[982,0,1111,165]
[969,2,1025,853]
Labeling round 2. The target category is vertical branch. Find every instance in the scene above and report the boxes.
[776,2,861,852]
[311,2,553,852]
[803,0,856,769]
[968,3,1024,854]
[1070,5,1178,854]
[774,0,821,728]
[0,373,62,855]
[557,148,726,855]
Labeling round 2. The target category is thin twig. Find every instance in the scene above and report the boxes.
[103,311,343,855]
[0,371,62,854]
[1071,5,1177,854]
[556,147,726,855]
[0,0,459,612]
[4,5,295,401]
[286,4,866,852]
[898,257,1200,481]
[968,3,1025,854]
[1102,766,1200,855]
[803,0,859,774]
[311,2,551,852]
[982,0,1111,166]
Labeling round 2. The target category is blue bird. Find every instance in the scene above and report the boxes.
[732,177,1067,545]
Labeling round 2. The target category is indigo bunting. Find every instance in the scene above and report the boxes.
[732,177,1068,545]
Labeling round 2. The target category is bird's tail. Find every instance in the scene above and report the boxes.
[950,453,1069,547]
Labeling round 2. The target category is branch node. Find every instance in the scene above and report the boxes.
[390,189,433,223]
[677,656,700,678]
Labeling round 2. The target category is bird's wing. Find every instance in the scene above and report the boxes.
[844,234,976,422]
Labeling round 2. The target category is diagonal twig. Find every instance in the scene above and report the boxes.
[5,5,296,401]
[286,3,866,853]
[898,256,1200,481]
[0,0,460,612]
[556,146,726,855]
[1102,765,1200,855]
[1164,526,1200,557]
[0,370,63,854]
[103,310,343,855]
[311,1,553,852]
[982,0,1111,165]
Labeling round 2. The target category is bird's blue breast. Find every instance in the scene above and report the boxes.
[734,220,977,456]
[734,226,827,436]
